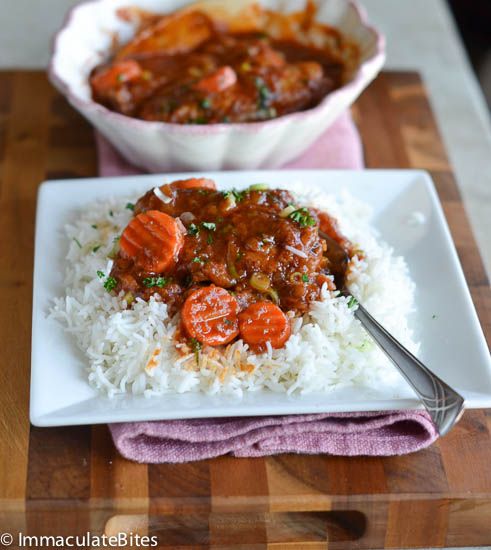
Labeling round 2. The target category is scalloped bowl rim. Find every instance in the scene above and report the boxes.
[48,0,386,136]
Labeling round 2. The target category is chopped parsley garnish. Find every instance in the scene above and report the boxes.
[189,337,202,363]
[103,276,117,292]
[236,251,244,261]
[192,117,207,125]
[97,270,117,292]
[116,73,126,82]
[201,222,216,231]
[347,296,358,309]
[91,224,98,229]
[302,274,309,283]
[142,276,170,288]
[109,210,114,217]
[200,98,211,109]
[192,256,205,264]
[190,337,202,352]
[126,202,135,211]
[73,237,82,248]
[188,223,199,236]
[223,318,232,326]
[255,77,272,109]
[222,189,246,202]
[288,207,316,228]
[207,234,213,245]
[92,245,101,253]
[113,235,120,243]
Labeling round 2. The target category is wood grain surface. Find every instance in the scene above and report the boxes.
[0,70,490,548]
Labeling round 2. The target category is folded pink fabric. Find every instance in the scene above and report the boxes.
[111,412,437,463]
[99,110,438,462]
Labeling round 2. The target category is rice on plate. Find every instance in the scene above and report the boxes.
[50,183,417,398]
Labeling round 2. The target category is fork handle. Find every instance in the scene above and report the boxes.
[353,301,465,435]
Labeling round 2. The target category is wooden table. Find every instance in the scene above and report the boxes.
[0,70,490,548]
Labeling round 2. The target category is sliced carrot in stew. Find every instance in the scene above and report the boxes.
[91,60,142,94]
[195,66,237,94]
[239,301,291,352]
[170,178,217,191]
[181,285,239,346]
[120,210,184,272]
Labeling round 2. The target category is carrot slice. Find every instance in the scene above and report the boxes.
[91,60,142,94]
[239,301,291,352]
[169,178,217,191]
[181,286,239,346]
[120,210,184,272]
[195,66,237,93]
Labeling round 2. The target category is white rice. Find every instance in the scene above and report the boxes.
[49,187,418,399]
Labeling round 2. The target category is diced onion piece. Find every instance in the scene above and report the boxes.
[107,239,120,259]
[249,183,269,191]
[153,186,172,204]
[250,272,271,292]
[290,272,302,283]
[180,211,196,224]
[280,205,296,218]
[285,245,308,259]
[223,194,236,210]
[267,287,279,304]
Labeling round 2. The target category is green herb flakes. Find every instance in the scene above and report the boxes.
[126,202,135,211]
[288,207,316,228]
[142,276,170,288]
[188,223,199,236]
[347,296,358,309]
[73,237,82,249]
[189,337,202,364]
[222,189,246,203]
[103,276,117,292]
[255,77,272,109]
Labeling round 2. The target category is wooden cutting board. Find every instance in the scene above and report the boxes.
[0,71,490,548]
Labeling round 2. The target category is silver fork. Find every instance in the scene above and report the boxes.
[319,229,465,435]
[348,294,465,435]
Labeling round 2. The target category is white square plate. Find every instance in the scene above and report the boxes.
[30,170,491,426]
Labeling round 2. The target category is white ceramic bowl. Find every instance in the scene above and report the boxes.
[49,0,385,172]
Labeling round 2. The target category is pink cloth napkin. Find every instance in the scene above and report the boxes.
[100,111,438,462]
[111,412,437,463]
